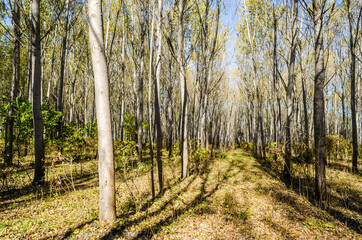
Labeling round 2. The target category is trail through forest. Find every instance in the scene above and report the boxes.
[1,149,361,239]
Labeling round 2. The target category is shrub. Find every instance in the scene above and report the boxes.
[324,135,349,161]
[192,148,210,175]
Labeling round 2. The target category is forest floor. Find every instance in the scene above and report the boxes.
[0,149,361,239]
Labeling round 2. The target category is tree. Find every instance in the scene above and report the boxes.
[57,0,70,138]
[30,0,45,184]
[313,0,327,204]
[148,0,156,198]
[4,0,21,166]
[284,0,299,184]
[88,0,116,222]
[178,0,188,178]
[346,0,361,173]
[155,0,164,194]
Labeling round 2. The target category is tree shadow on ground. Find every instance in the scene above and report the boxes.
[327,162,362,177]
[100,156,236,240]
[253,153,362,235]
[0,172,97,213]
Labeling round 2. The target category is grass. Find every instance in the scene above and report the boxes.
[0,148,361,239]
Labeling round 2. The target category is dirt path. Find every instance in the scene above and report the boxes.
[104,150,361,240]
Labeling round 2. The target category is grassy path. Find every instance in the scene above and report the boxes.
[1,149,361,239]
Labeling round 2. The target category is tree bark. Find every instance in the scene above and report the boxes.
[178,0,188,178]
[272,6,282,145]
[58,0,70,136]
[148,0,156,199]
[137,5,146,162]
[284,0,298,183]
[155,0,164,194]
[88,0,116,222]
[70,38,86,123]
[27,6,33,104]
[347,0,360,173]
[46,25,57,102]
[313,0,327,205]
[4,0,21,166]
[30,0,45,185]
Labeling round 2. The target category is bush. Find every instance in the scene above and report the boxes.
[114,140,138,172]
[192,148,210,175]
[324,135,349,161]
[42,103,62,144]
[240,142,254,152]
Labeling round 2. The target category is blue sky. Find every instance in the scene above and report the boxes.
[221,0,240,77]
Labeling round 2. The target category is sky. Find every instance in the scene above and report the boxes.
[221,0,240,82]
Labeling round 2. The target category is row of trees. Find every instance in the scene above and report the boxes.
[236,0,360,204]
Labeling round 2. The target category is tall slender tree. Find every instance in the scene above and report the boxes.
[31,0,45,184]
[347,0,361,173]
[88,0,116,222]
[284,0,298,184]
[178,0,188,178]
[313,0,327,204]
[4,0,21,166]
[148,0,156,198]
[57,0,70,137]
[155,0,164,193]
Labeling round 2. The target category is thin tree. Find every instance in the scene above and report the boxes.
[313,0,327,204]
[57,0,70,137]
[88,0,116,222]
[178,0,188,178]
[155,0,164,194]
[4,0,21,166]
[30,0,45,184]
[347,0,361,173]
[284,0,298,184]
[137,3,146,163]
[148,0,156,198]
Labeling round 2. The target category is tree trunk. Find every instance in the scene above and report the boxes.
[301,66,309,148]
[70,38,86,123]
[284,0,298,183]
[58,0,70,136]
[31,0,45,185]
[313,0,327,205]
[27,6,33,104]
[272,6,282,145]
[347,0,360,173]
[46,25,57,102]
[155,0,164,194]
[120,10,126,141]
[137,7,146,162]
[148,0,156,199]
[88,0,116,222]
[4,0,21,166]
[178,0,188,178]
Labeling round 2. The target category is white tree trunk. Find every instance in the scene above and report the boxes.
[88,0,116,222]
[155,0,164,193]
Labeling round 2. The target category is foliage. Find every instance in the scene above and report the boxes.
[324,135,350,161]
[114,140,138,172]
[123,113,137,141]
[192,148,211,175]
[0,96,33,158]
[85,121,97,138]
[42,103,62,144]
[240,142,254,152]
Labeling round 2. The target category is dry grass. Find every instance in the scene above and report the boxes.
[0,149,361,239]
